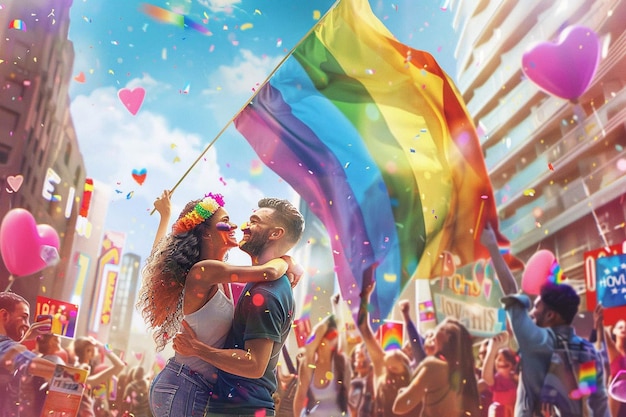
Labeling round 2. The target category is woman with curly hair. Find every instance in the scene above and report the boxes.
[392,317,481,417]
[137,190,298,417]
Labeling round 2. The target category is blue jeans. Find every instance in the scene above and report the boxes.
[149,358,214,417]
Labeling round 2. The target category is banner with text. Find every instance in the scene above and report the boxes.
[585,242,626,325]
[41,364,88,417]
[429,258,507,338]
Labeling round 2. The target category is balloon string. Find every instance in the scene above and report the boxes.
[581,178,610,249]
[4,275,14,292]
[572,103,609,249]
[590,102,606,138]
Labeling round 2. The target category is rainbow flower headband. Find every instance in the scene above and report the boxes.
[172,193,225,234]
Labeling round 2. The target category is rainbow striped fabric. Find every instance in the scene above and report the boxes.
[379,320,404,351]
[234,0,511,322]
[575,360,598,397]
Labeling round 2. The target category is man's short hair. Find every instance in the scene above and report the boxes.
[0,291,29,312]
[258,198,305,245]
[540,282,580,324]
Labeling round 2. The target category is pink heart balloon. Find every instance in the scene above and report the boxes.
[521,249,555,295]
[118,87,145,115]
[522,25,600,101]
[0,208,60,277]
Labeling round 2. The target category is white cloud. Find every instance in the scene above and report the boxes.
[196,0,242,14]
[69,77,269,265]
[204,49,283,96]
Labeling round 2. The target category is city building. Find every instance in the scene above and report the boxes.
[0,0,86,305]
[108,252,142,353]
[449,0,626,303]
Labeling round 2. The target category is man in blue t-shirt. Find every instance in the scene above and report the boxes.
[173,198,304,417]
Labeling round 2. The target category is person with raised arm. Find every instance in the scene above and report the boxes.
[138,192,302,417]
[172,197,305,417]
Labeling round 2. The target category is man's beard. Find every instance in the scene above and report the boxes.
[6,322,24,341]
[240,228,272,258]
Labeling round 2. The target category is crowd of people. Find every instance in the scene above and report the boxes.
[0,291,154,417]
[2,191,626,417]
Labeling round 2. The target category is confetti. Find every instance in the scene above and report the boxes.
[74,72,86,83]
[141,4,211,35]
[131,168,147,185]
[313,10,321,20]
[6,175,24,193]
[250,159,263,176]
[240,23,253,31]
[252,293,265,306]
[523,188,536,197]
[9,19,26,31]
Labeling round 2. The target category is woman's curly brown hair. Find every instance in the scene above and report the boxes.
[136,199,213,351]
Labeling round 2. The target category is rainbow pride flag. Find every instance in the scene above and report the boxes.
[572,360,598,398]
[234,0,513,323]
[379,320,403,351]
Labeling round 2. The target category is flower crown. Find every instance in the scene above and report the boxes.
[172,193,225,235]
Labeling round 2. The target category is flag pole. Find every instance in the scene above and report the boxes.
[151,0,342,214]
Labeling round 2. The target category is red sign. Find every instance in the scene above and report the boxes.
[584,242,626,325]
[293,318,312,348]
[36,296,79,338]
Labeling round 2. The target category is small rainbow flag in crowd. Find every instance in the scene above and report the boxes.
[378,320,403,351]
[548,259,566,284]
[299,293,313,321]
[9,19,26,31]
[571,360,597,399]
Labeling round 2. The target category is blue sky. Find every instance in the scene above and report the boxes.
[67,0,456,265]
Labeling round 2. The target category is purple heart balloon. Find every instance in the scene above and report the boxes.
[522,25,600,101]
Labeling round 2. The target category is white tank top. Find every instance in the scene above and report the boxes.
[174,284,233,382]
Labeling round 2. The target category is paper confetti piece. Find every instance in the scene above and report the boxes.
[9,19,26,31]
[240,23,253,31]
[141,3,211,35]
[313,10,321,20]
[523,188,536,197]
[74,72,86,83]
[131,168,147,185]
